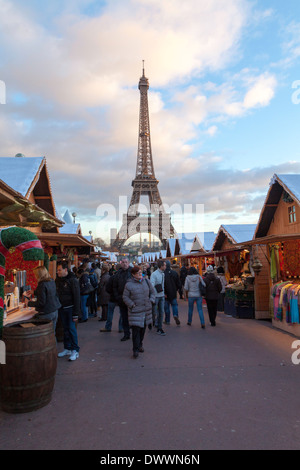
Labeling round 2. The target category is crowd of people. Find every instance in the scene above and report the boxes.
[25,256,228,360]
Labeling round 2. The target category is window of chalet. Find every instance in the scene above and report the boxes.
[288,205,296,223]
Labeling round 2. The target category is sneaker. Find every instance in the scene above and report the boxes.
[201,324,206,329]
[157,329,166,336]
[100,328,111,332]
[133,351,139,358]
[174,317,180,325]
[69,350,79,361]
[58,349,71,357]
[187,322,191,326]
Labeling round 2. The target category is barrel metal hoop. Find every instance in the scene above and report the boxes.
[6,345,55,357]
[1,376,55,391]
[3,330,53,340]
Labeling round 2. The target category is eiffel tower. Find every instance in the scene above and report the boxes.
[112,63,175,250]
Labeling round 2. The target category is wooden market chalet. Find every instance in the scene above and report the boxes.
[0,155,95,280]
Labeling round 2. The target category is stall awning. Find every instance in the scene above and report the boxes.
[239,233,300,246]
[38,232,95,248]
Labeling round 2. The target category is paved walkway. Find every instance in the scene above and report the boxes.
[1,300,300,450]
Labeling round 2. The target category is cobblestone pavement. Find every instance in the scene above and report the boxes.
[1,300,300,450]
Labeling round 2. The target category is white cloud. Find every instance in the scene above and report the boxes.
[243,73,277,109]
[0,0,297,240]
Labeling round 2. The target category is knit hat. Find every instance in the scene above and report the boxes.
[206,265,214,272]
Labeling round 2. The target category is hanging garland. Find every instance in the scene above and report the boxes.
[0,227,44,337]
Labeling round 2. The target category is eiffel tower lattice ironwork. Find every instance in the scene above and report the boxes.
[112,64,175,250]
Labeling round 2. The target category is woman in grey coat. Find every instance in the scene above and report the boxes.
[184,266,206,328]
[123,266,156,358]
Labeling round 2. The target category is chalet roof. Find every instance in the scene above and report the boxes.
[212,224,257,251]
[166,238,177,257]
[0,156,45,197]
[0,156,60,229]
[60,223,81,235]
[275,174,300,204]
[175,232,197,255]
[0,178,63,229]
[198,232,217,252]
[63,209,73,224]
[255,173,300,238]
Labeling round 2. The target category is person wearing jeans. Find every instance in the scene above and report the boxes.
[58,305,80,356]
[184,266,206,328]
[80,294,89,321]
[101,301,123,332]
[155,297,165,333]
[164,298,179,324]
[56,261,81,361]
[150,260,167,335]
[187,297,205,326]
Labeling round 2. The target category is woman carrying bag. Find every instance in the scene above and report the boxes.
[123,266,156,358]
[184,267,206,328]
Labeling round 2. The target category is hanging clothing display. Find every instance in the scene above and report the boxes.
[271,281,300,323]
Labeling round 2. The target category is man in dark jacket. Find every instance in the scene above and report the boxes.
[56,261,81,361]
[113,258,132,341]
[164,260,181,325]
[204,265,222,326]
[100,270,123,333]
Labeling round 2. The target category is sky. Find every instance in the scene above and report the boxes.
[0,0,300,243]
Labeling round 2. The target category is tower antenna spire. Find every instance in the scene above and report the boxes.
[142,59,145,76]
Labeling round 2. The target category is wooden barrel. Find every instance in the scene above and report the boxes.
[0,320,57,413]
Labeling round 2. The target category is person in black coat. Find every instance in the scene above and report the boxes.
[204,265,222,326]
[97,265,110,321]
[25,265,61,331]
[113,258,132,341]
[56,261,81,361]
[164,260,181,325]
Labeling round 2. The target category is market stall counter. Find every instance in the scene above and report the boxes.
[4,305,36,326]
[224,277,255,319]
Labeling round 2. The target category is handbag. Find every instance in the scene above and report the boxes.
[199,277,206,297]
[80,278,94,295]
[154,283,163,293]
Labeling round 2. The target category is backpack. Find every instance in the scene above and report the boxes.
[80,274,94,294]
